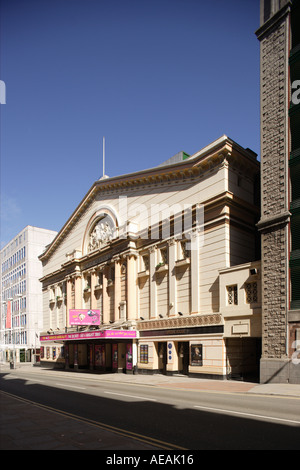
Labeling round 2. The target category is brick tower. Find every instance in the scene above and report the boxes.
[256,0,300,383]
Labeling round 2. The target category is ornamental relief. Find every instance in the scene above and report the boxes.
[88,216,116,253]
[138,314,222,331]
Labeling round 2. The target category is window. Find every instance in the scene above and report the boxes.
[140,345,148,364]
[227,285,238,305]
[245,282,258,304]
[141,255,149,271]
[264,0,271,22]
[178,240,190,260]
[160,247,168,265]
[84,275,91,290]
[97,271,103,286]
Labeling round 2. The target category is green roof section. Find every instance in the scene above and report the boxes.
[157,151,190,168]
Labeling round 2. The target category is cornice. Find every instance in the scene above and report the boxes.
[137,313,223,331]
[256,210,291,232]
[255,2,291,41]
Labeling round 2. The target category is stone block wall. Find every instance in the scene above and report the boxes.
[256,6,291,381]
[261,226,288,359]
[259,17,289,219]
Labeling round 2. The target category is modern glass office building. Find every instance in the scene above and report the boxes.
[0,226,57,364]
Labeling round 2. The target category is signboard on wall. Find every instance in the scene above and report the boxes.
[40,329,136,342]
[126,343,133,370]
[190,344,203,366]
[5,300,11,329]
[112,344,118,369]
[95,344,105,367]
[69,309,101,326]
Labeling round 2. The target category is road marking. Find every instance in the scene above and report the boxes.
[105,391,157,401]
[27,378,45,383]
[194,405,300,425]
[55,383,86,390]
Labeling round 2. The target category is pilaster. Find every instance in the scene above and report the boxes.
[168,239,177,316]
[149,246,157,319]
[190,230,200,314]
[127,253,137,320]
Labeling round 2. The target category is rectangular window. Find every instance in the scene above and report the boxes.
[264,0,271,22]
[245,282,258,304]
[160,247,168,265]
[142,255,149,271]
[227,285,238,305]
[140,345,148,364]
[178,240,190,260]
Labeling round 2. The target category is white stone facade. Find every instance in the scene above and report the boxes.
[39,136,261,379]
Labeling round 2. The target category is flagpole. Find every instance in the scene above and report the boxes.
[103,136,105,178]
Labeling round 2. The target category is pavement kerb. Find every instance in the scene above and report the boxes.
[1,362,300,398]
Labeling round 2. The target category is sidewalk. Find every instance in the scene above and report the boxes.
[74,368,300,398]
[1,363,300,450]
[2,361,300,397]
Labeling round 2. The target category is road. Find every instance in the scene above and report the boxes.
[1,366,300,450]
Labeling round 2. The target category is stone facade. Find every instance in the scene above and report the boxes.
[260,226,289,359]
[39,136,261,379]
[256,0,300,383]
[257,6,290,362]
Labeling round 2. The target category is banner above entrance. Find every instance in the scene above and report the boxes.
[69,309,101,326]
[40,329,137,342]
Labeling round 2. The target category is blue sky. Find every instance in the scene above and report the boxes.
[0,0,260,247]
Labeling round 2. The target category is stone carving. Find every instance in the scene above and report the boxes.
[88,216,115,253]
[138,314,222,331]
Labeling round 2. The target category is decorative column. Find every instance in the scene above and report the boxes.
[114,257,122,322]
[149,245,157,319]
[168,239,176,317]
[57,282,65,329]
[90,269,98,310]
[102,265,109,324]
[47,286,53,330]
[66,277,73,328]
[53,284,59,329]
[190,230,200,314]
[127,252,137,320]
[74,272,82,310]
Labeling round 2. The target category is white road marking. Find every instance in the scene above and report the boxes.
[55,383,86,390]
[194,405,300,425]
[105,391,157,401]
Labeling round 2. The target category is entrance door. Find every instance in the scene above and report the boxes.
[226,338,261,382]
[78,344,88,368]
[178,342,189,375]
[158,342,167,375]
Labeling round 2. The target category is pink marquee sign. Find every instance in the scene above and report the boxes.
[40,329,136,342]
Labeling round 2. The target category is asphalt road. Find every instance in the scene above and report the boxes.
[1,367,300,450]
